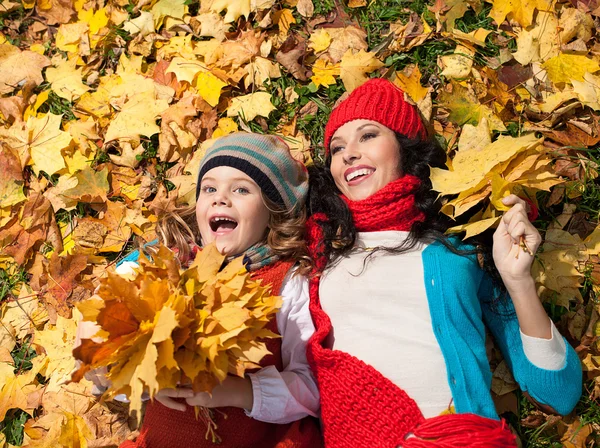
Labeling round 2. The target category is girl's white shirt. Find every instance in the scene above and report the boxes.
[113,262,320,424]
[318,231,566,418]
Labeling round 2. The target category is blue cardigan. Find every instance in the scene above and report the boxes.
[422,240,582,419]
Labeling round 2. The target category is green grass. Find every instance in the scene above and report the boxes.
[352,0,428,49]
[36,90,77,122]
[0,343,39,445]
[0,266,28,303]
[0,409,30,446]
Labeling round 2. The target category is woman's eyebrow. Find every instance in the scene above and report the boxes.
[356,123,379,132]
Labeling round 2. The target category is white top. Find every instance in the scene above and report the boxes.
[318,231,566,418]
[112,262,320,424]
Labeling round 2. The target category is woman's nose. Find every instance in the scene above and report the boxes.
[342,142,361,164]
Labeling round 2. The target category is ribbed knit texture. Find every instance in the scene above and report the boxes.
[120,261,323,448]
[341,175,425,232]
[196,132,308,211]
[324,78,428,153]
[305,212,517,448]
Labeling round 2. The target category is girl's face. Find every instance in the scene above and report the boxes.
[196,166,270,256]
[329,119,402,201]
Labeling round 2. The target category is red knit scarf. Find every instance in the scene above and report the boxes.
[305,178,517,447]
[341,175,425,232]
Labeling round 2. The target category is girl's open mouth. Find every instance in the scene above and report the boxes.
[209,216,238,236]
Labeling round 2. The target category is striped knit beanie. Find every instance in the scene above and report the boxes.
[196,132,308,211]
[324,78,427,155]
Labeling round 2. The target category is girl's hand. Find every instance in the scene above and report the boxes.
[155,376,253,412]
[155,387,196,411]
[185,376,253,411]
[492,195,542,283]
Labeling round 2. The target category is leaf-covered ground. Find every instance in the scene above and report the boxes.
[0,0,599,446]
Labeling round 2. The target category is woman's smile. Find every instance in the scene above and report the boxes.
[329,120,402,200]
[344,165,376,185]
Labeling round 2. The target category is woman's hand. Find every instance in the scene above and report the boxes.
[155,376,254,412]
[492,195,542,283]
[493,195,551,338]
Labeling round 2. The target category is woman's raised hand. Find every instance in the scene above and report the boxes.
[492,195,542,283]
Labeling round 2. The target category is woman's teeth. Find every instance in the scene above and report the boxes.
[346,168,374,182]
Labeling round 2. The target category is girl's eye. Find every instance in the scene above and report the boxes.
[201,186,216,194]
[234,187,250,195]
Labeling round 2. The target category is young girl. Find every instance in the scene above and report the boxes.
[306,78,582,447]
[79,132,322,448]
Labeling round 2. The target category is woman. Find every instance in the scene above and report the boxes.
[305,78,582,447]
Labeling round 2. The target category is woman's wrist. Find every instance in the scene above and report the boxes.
[502,275,537,302]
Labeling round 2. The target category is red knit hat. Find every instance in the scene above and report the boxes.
[324,78,427,154]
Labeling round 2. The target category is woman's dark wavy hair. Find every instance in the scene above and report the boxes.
[308,132,506,298]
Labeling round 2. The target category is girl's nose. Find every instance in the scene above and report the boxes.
[212,191,231,206]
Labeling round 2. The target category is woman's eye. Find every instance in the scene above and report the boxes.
[201,186,216,193]
[234,187,250,195]
[361,132,377,141]
[330,145,344,155]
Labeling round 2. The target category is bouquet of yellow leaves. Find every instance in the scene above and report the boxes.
[72,244,282,425]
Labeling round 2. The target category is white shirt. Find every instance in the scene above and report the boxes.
[318,231,566,418]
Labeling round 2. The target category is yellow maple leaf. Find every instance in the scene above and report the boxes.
[572,72,600,110]
[430,133,542,195]
[0,179,26,209]
[55,22,89,53]
[78,7,109,36]
[447,216,501,239]
[62,166,109,204]
[393,64,428,103]
[0,44,50,95]
[488,0,552,28]
[437,81,507,131]
[227,91,275,122]
[104,91,170,142]
[166,56,209,84]
[340,50,384,93]
[2,285,49,341]
[309,29,332,53]
[311,59,340,88]
[123,11,155,37]
[34,316,78,392]
[209,0,251,23]
[45,57,90,102]
[512,11,559,65]
[0,360,43,421]
[450,28,492,48]
[72,244,281,424]
[244,57,281,89]
[151,0,188,29]
[195,71,228,107]
[0,113,71,175]
[328,27,368,63]
[542,53,600,85]
[274,8,295,40]
[440,45,475,79]
[212,117,239,139]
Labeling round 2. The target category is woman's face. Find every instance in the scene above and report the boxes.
[196,166,270,256]
[329,119,403,201]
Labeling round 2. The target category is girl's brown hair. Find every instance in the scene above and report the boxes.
[154,194,312,275]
